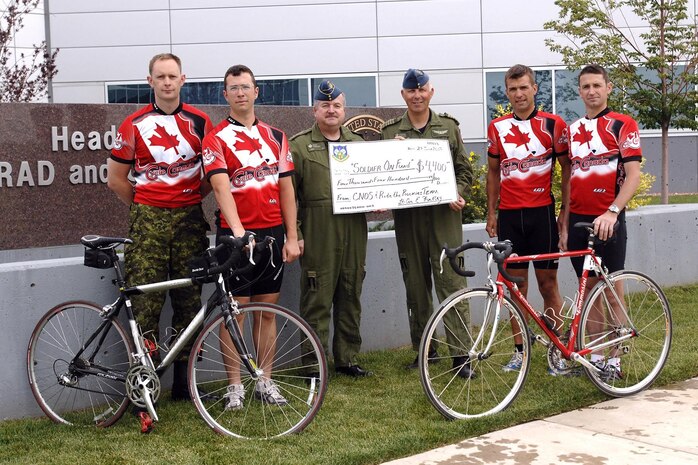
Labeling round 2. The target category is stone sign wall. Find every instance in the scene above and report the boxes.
[0,103,403,251]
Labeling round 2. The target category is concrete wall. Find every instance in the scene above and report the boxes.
[1,205,697,420]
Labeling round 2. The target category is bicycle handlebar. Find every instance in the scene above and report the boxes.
[206,233,275,279]
[442,240,524,284]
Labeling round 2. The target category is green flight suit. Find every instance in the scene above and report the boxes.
[290,124,367,367]
[381,110,474,353]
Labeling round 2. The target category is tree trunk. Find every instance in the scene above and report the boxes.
[660,123,670,204]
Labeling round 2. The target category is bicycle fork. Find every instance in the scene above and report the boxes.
[222,295,263,380]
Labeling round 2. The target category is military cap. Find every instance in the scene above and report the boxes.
[402,68,429,89]
[314,79,343,101]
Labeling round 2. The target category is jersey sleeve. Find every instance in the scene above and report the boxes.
[486,122,500,159]
[618,118,642,162]
[553,117,569,158]
[202,134,229,180]
[277,132,294,177]
[111,118,136,164]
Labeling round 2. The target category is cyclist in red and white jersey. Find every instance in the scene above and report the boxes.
[202,64,299,410]
[562,64,642,275]
[562,64,643,378]
[107,53,213,431]
[486,64,571,374]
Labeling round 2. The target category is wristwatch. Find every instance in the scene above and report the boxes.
[608,204,620,214]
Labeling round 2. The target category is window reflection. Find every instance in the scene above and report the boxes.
[485,70,552,123]
[108,76,376,107]
[554,69,584,123]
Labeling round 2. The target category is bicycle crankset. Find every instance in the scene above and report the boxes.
[125,365,161,407]
[546,336,578,376]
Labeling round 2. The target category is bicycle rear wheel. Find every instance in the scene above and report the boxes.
[420,288,530,419]
[27,301,133,427]
[189,303,328,439]
[577,270,672,397]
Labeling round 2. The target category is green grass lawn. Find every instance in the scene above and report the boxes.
[638,193,698,205]
[2,283,697,465]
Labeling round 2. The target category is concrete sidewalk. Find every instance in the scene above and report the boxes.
[383,377,698,465]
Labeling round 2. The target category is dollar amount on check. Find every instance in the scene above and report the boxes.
[328,139,458,214]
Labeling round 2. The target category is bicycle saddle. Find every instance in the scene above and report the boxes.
[81,235,133,250]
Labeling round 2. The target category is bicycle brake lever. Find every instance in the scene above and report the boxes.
[268,240,276,268]
[247,235,256,265]
[439,249,446,274]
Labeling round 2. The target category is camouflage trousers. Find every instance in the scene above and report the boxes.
[125,203,209,361]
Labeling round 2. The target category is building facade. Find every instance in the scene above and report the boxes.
[6,0,698,192]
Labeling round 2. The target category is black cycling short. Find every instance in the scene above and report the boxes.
[215,224,285,297]
[497,204,560,270]
[567,211,627,277]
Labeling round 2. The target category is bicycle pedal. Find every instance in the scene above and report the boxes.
[138,412,154,434]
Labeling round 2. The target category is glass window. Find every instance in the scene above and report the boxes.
[310,76,377,107]
[107,84,152,104]
[181,81,225,105]
[554,69,585,123]
[108,75,377,108]
[256,79,308,106]
[485,70,552,123]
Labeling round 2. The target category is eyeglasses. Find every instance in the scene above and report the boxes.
[227,85,253,93]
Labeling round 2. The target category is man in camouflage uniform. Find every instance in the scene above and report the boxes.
[108,54,212,421]
[290,81,371,377]
[381,69,475,377]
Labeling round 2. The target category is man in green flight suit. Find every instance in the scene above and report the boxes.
[381,68,475,378]
[290,80,372,377]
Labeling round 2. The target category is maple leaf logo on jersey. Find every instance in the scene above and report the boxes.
[558,127,569,146]
[573,123,594,148]
[202,147,216,166]
[233,131,263,155]
[149,124,180,155]
[503,124,530,151]
[622,131,640,150]
[114,132,123,150]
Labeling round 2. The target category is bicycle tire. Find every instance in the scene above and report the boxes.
[27,301,133,427]
[577,270,672,397]
[419,288,530,419]
[189,303,328,439]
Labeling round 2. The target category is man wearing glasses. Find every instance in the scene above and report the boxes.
[202,64,300,410]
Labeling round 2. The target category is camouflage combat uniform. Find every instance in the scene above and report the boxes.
[125,204,209,357]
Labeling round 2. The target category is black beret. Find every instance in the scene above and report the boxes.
[402,68,429,89]
[314,80,342,101]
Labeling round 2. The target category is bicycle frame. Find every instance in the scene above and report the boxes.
[66,250,261,421]
[490,246,636,372]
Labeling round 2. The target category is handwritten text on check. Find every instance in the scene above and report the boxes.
[328,139,458,214]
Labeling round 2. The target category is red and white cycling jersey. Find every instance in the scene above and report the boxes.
[202,117,294,229]
[111,103,212,208]
[487,110,569,210]
[568,109,642,215]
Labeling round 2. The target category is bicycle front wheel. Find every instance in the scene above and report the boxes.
[189,303,328,439]
[420,288,530,419]
[577,270,672,397]
[27,301,133,427]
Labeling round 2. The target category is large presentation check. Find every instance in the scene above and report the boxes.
[328,139,458,214]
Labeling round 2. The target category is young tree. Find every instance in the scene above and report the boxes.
[1,0,58,102]
[544,0,698,204]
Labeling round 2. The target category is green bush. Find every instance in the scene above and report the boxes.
[461,151,488,224]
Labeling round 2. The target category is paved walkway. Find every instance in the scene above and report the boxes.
[383,377,698,465]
